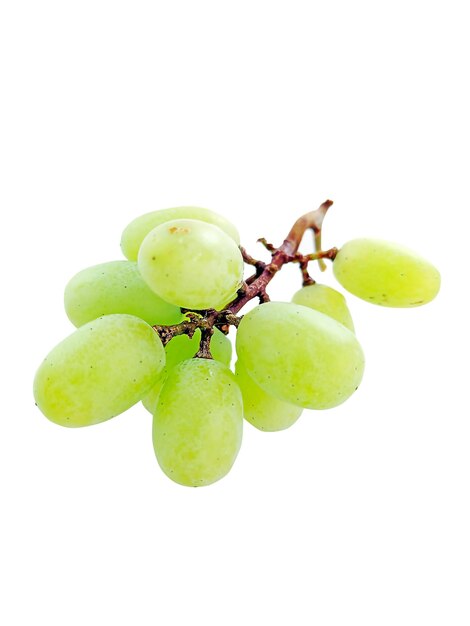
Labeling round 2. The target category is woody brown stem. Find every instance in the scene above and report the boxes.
[194,327,214,359]
[299,260,315,286]
[153,199,335,356]
[227,199,333,314]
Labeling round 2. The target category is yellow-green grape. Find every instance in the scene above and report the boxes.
[33,315,165,427]
[153,359,243,487]
[138,219,244,310]
[142,328,232,414]
[121,206,240,261]
[292,283,355,332]
[64,260,183,327]
[236,302,364,410]
[333,238,440,307]
[235,361,302,432]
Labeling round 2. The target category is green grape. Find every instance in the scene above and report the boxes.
[236,301,364,410]
[64,260,183,327]
[33,315,165,427]
[121,206,240,261]
[152,359,243,487]
[142,328,232,414]
[235,361,302,431]
[333,238,440,307]
[291,283,355,332]
[138,219,244,310]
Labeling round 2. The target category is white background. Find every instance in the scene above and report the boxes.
[1,2,468,625]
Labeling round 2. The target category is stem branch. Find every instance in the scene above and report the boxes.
[153,199,335,356]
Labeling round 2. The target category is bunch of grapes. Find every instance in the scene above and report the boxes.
[33,202,440,487]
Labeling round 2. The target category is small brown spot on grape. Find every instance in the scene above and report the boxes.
[169,226,189,234]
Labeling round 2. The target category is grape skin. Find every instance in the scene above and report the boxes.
[33,315,165,427]
[138,219,244,310]
[153,359,243,487]
[235,361,302,431]
[333,238,441,307]
[64,260,183,327]
[142,329,232,414]
[121,206,240,261]
[291,283,355,332]
[236,301,365,410]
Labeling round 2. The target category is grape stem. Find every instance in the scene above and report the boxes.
[153,199,337,356]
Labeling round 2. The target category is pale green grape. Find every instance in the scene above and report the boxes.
[292,283,355,332]
[142,328,232,414]
[153,359,243,487]
[235,361,302,431]
[333,238,440,307]
[33,314,165,427]
[121,206,240,261]
[138,219,244,310]
[64,260,183,327]
[236,302,364,410]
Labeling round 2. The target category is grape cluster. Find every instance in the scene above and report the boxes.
[33,203,440,487]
